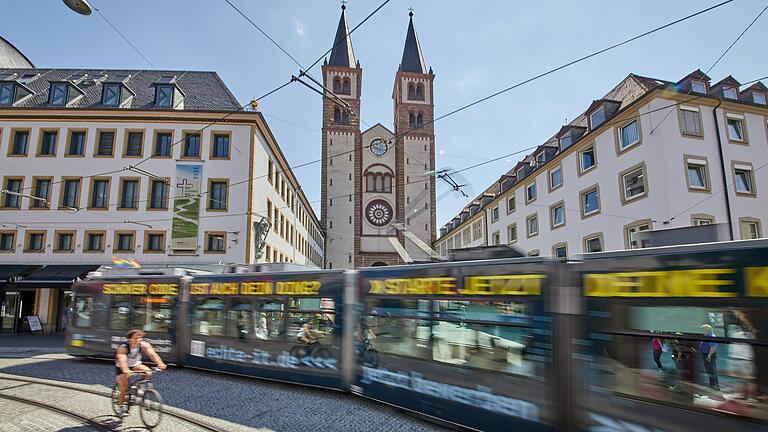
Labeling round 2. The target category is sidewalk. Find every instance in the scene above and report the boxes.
[0,333,66,356]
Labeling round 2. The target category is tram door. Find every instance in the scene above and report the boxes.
[1,291,20,333]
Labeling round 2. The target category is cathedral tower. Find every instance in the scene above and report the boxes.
[321,8,435,268]
[321,5,362,269]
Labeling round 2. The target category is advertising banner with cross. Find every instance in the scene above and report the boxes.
[171,164,203,251]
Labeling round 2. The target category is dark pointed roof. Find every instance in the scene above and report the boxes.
[328,6,356,68]
[677,69,711,84]
[712,75,741,88]
[743,81,768,93]
[400,13,427,74]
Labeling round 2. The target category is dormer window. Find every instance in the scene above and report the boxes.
[536,152,546,164]
[155,85,173,107]
[723,86,738,100]
[0,82,14,105]
[102,83,120,106]
[589,106,606,129]
[49,83,68,106]
[559,133,573,151]
[752,92,766,105]
[691,80,707,94]
[48,82,84,107]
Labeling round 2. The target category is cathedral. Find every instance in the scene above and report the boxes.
[321,6,436,268]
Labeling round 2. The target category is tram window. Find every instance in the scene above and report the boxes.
[192,298,226,336]
[367,298,430,318]
[364,316,431,359]
[131,296,172,332]
[256,300,284,340]
[431,321,535,376]
[109,296,131,330]
[590,305,767,419]
[433,300,531,324]
[74,296,94,327]
[288,311,335,344]
[226,299,254,340]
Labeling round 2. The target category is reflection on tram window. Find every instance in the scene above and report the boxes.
[367,298,429,318]
[109,295,131,330]
[433,300,530,324]
[288,297,335,311]
[192,298,226,336]
[591,306,767,421]
[132,296,172,332]
[226,299,253,340]
[288,312,335,344]
[74,296,93,327]
[365,316,431,359]
[255,300,284,340]
[432,321,535,376]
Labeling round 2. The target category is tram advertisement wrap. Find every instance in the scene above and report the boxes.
[361,366,539,421]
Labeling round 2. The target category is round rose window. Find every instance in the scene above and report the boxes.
[365,199,393,227]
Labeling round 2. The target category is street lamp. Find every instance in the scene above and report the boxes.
[62,0,92,15]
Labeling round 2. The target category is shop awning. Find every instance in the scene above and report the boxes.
[0,265,36,283]
[18,265,100,286]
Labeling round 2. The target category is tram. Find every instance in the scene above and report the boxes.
[66,240,768,431]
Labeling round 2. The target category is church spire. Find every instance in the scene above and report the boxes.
[328,4,357,68]
[399,10,427,74]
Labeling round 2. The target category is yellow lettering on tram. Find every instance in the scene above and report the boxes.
[210,282,239,295]
[148,284,178,295]
[584,268,737,297]
[275,281,321,295]
[102,284,147,295]
[367,278,458,295]
[240,282,273,295]
[745,266,768,297]
[462,275,544,296]
[190,283,210,295]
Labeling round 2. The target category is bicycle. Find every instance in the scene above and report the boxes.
[289,339,331,359]
[358,337,379,368]
[111,367,164,428]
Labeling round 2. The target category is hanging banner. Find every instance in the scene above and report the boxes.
[171,164,203,251]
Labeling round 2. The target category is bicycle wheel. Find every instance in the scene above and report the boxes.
[312,346,331,360]
[139,388,164,429]
[289,345,305,358]
[363,348,379,368]
[111,384,131,415]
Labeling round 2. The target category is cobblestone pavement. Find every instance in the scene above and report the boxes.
[0,354,449,432]
[0,388,101,432]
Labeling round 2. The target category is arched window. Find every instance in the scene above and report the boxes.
[366,175,374,192]
[416,112,424,128]
[409,112,416,128]
[415,83,424,101]
[374,175,383,192]
[408,82,416,100]
[332,77,341,94]
[384,175,392,193]
[341,110,350,125]
[341,78,351,95]
[333,108,341,124]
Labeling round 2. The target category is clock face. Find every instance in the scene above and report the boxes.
[365,199,393,227]
[369,139,388,157]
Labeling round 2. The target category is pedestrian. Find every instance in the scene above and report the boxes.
[652,333,663,371]
[728,311,757,400]
[699,324,719,390]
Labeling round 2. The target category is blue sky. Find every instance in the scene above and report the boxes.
[4,0,767,225]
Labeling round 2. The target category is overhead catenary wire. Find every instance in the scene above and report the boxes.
[649,1,768,135]
[90,0,156,69]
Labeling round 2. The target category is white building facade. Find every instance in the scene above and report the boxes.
[0,68,323,333]
[436,71,768,258]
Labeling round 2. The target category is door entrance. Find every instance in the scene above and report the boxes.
[17,290,36,333]
[1,291,20,333]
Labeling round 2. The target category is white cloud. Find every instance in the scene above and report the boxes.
[295,21,305,36]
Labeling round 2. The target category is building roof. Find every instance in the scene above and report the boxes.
[712,75,741,89]
[0,36,34,68]
[327,6,357,68]
[399,13,427,74]
[677,69,711,84]
[0,68,241,112]
[743,81,768,93]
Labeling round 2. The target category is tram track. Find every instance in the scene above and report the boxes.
[0,374,232,432]
[0,389,111,431]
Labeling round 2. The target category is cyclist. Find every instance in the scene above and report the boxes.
[296,321,317,345]
[115,329,167,416]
